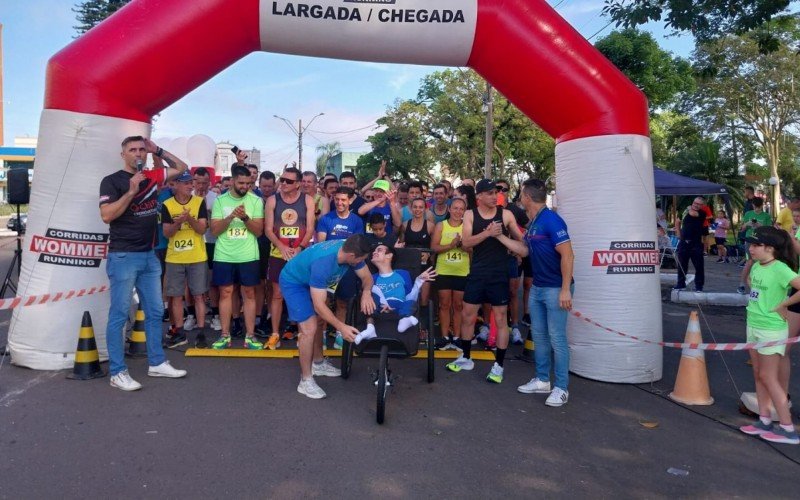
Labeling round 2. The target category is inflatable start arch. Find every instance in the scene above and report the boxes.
[10,0,662,383]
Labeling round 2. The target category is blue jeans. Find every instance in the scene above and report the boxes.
[529,285,573,391]
[105,251,166,375]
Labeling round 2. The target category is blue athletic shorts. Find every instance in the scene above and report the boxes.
[279,278,316,323]
[212,260,260,287]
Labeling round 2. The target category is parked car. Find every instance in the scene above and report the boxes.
[7,214,27,234]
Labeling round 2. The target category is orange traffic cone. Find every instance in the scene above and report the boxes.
[669,311,714,405]
[125,304,148,358]
[66,311,106,380]
[516,329,535,363]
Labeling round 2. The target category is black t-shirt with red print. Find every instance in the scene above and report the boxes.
[99,169,165,252]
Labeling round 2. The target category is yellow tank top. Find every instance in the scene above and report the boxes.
[163,196,208,264]
[436,220,469,277]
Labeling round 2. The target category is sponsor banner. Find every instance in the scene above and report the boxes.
[261,0,478,66]
[591,240,659,274]
[30,228,109,268]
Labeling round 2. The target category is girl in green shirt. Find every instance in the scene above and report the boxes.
[740,226,800,444]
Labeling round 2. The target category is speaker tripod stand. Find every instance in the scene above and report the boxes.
[0,204,23,299]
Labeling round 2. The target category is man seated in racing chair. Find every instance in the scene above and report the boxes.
[354,244,437,344]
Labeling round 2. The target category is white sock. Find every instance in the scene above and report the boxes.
[398,316,419,333]
[355,324,377,344]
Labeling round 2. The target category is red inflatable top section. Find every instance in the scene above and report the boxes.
[468,0,649,142]
[45,0,260,123]
[45,0,648,141]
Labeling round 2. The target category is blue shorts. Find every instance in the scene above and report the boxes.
[212,260,260,287]
[334,267,358,300]
[279,277,316,323]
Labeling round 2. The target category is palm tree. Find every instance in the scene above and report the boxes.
[316,142,341,177]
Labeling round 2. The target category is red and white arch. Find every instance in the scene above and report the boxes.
[10,0,661,383]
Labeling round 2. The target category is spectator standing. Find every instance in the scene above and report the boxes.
[713,210,731,263]
[673,197,708,292]
[99,136,188,391]
[738,197,774,293]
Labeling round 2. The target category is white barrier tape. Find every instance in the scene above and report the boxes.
[571,311,800,351]
[0,285,108,311]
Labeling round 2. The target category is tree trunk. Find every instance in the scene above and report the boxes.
[767,139,781,219]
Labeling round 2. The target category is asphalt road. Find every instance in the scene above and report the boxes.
[1,239,799,498]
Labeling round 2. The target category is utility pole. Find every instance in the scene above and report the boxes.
[274,113,324,170]
[483,82,493,179]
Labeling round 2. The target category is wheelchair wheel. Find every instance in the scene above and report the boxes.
[376,344,389,425]
[341,339,354,379]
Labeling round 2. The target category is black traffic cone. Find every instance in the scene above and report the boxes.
[125,304,148,358]
[67,311,106,380]
[516,329,535,363]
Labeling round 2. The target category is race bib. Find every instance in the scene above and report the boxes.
[445,251,463,263]
[749,289,760,301]
[280,226,300,239]
[227,226,248,239]
[172,238,195,252]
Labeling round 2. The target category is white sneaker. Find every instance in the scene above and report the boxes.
[477,325,489,342]
[110,370,142,391]
[297,377,326,399]
[486,362,504,383]
[148,360,187,378]
[183,314,197,331]
[312,358,341,377]
[511,327,524,345]
[446,356,475,372]
[210,315,222,331]
[545,387,569,407]
[517,377,551,394]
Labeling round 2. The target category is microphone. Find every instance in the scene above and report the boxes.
[136,159,144,172]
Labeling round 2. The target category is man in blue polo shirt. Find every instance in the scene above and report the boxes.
[515,179,575,407]
[280,235,376,399]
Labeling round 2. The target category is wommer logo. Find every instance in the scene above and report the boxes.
[592,240,659,275]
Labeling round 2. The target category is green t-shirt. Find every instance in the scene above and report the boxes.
[211,191,265,263]
[742,210,773,238]
[746,260,798,330]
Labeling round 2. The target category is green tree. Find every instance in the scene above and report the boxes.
[603,0,792,43]
[690,17,800,215]
[315,141,341,177]
[73,0,131,35]
[356,100,435,181]
[671,140,745,208]
[594,29,695,111]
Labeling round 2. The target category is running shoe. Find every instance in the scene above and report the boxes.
[297,378,326,399]
[739,420,773,436]
[210,315,222,331]
[333,332,344,350]
[211,335,232,350]
[254,326,269,339]
[266,333,281,350]
[231,319,244,338]
[522,313,531,326]
[545,387,569,407]
[312,358,341,377]
[183,314,197,331]
[434,337,451,350]
[110,370,142,391]
[476,325,489,342]
[760,427,800,445]
[194,332,208,349]
[486,362,504,384]
[283,323,298,341]
[511,327,524,345]
[244,336,263,350]
[446,356,474,372]
[164,330,187,349]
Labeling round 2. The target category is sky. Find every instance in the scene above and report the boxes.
[0,0,696,171]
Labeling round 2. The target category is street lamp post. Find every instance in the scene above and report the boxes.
[273,112,324,170]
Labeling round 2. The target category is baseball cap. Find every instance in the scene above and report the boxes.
[475,179,496,194]
[374,179,391,192]
[745,226,784,247]
[175,171,193,183]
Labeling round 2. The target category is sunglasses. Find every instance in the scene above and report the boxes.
[496,186,510,193]
[279,178,297,184]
